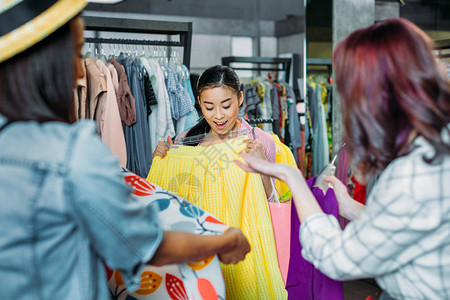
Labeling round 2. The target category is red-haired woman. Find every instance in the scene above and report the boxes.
[237,18,450,300]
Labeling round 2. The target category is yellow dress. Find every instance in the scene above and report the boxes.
[271,134,298,202]
[147,137,287,300]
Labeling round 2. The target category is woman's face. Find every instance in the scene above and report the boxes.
[199,85,243,135]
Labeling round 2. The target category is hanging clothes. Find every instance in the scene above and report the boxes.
[117,55,152,178]
[85,58,107,123]
[306,82,329,177]
[271,134,297,202]
[180,64,199,132]
[140,57,175,153]
[109,57,137,126]
[95,59,127,167]
[165,66,194,135]
[73,60,87,120]
[142,67,157,117]
[147,137,287,300]
[261,81,274,133]
[286,177,344,300]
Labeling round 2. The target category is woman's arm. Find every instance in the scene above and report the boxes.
[235,153,323,221]
[323,176,365,221]
[149,227,251,265]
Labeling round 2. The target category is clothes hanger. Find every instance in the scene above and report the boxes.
[158,47,169,80]
[98,44,107,64]
[84,42,94,59]
[313,142,346,193]
[170,128,252,147]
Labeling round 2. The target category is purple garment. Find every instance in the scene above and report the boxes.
[286,177,344,300]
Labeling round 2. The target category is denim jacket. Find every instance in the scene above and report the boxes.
[0,115,163,300]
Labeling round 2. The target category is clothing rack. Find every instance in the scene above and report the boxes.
[83,16,193,69]
[246,118,275,125]
[436,39,450,59]
[222,56,292,82]
[306,58,332,74]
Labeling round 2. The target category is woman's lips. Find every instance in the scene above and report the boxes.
[214,120,228,130]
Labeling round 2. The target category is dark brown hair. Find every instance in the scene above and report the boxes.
[333,18,450,181]
[0,21,76,123]
[185,65,241,141]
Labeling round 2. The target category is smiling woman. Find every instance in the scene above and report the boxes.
[151,65,277,200]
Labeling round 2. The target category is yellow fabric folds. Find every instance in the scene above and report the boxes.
[272,134,298,202]
[147,138,287,300]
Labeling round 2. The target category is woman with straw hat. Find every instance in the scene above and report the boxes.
[0,1,250,299]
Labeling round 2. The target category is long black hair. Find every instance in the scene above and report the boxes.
[184,65,241,142]
[0,21,76,123]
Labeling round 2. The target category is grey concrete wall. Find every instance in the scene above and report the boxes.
[83,10,276,36]
[375,2,399,21]
[87,0,303,22]
[83,10,303,77]
[332,0,375,155]
[278,33,303,58]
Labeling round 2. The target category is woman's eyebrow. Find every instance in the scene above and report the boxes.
[203,98,232,105]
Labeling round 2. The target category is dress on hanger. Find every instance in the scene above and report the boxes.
[286,177,344,300]
[147,137,287,300]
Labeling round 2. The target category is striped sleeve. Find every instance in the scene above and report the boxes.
[253,127,276,163]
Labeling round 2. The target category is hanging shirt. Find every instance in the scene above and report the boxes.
[109,57,136,126]
[283,81,302,160]
[95,59,127,168]
[300,132,450,299]
[73,60,87,120]
[165,66,193,123]
[117,56,152,178]
[243,83,262,119]
[142,67,157,117]
[108,63,119,97]
[287,177,344,300]
[180,64,199,132]
[85,58,107,123]
[262,81,274,133]
[147,137,287,300]
[140,57,175,153]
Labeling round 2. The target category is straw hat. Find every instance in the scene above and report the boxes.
[0,0,87,63]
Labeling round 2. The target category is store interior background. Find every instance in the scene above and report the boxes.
[83,1,449,298]
[84,0,450,73]
[84,0,450,149]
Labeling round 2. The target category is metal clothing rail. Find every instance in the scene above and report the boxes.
[83,16,193,69]
[222,56,292,82]
[246,118,278,136]
[435,39,450,50]
[84,37,186,48]
[435,39,450,60]
[246,118,275,125]
[306,58,332,74]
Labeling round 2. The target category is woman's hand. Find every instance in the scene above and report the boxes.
[243,138,267,160]
[323,176,365,221]
[152,136,173,159]
[218,228,251,264]
[235,152,298,183]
